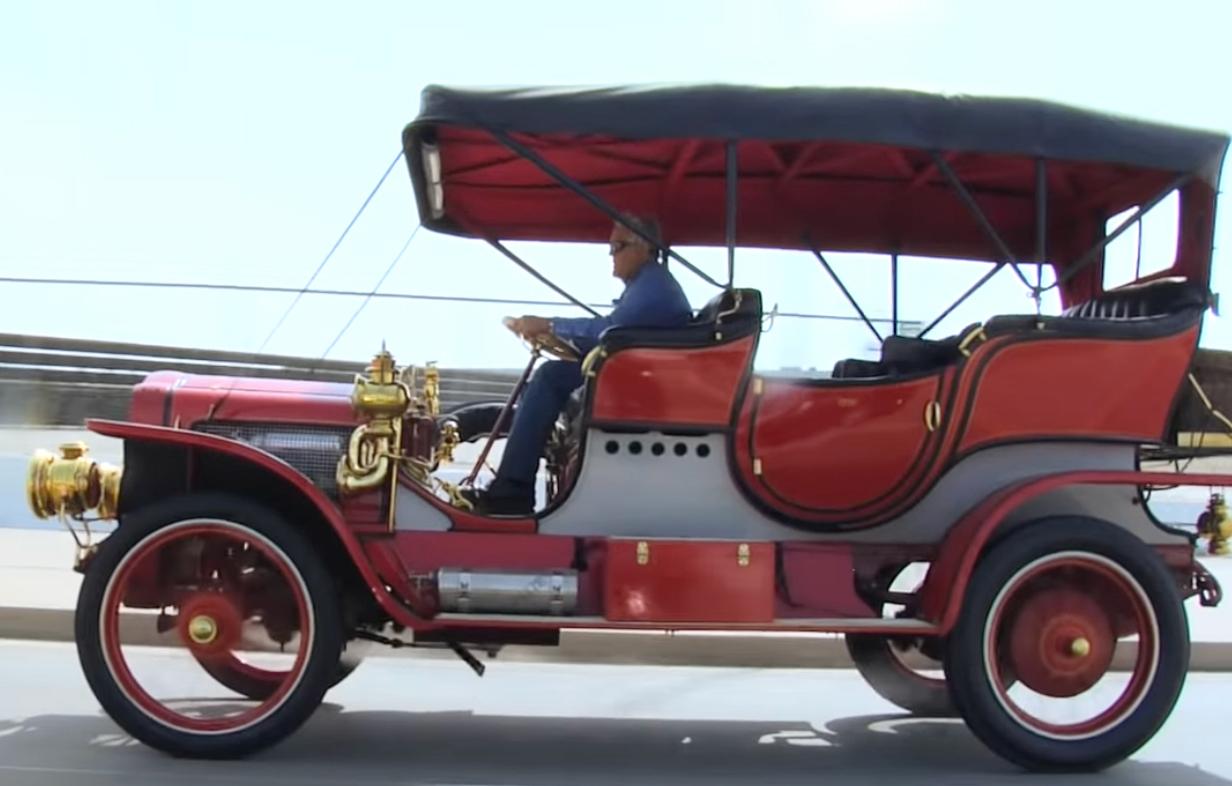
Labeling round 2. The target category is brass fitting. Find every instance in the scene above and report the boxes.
[336,349,412,495]
[422,362,441,417]
[1201,493,1231,556]
[27,441,122,520]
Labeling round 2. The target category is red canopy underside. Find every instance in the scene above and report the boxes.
[430,128,1202,291]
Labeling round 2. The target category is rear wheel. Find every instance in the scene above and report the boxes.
[944,517,1188,772]
[846,563,955,717]
[75,493,345,759]
[846,633,955,716]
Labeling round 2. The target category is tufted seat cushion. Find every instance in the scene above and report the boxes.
[1061,277,1211,320]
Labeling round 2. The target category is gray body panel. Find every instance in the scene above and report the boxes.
[524,429,1186,546]
[393,482,454,532]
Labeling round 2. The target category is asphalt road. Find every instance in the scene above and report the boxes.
[0,640,1230,786]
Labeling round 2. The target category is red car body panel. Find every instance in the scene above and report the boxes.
[957,328,1199,452]
[590,336,755,427]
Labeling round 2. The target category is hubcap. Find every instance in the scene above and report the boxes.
[1070,637,1091,658]
[188,615,218,645]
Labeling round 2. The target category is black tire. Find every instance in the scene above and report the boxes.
[75,492,345,759]
[846,633,956,716]
[944,517,1189,772]
[198,650,363,701]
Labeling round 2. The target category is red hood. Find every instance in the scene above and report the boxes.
[130,371,359,428]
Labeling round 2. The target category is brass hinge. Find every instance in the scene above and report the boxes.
[924,401,942,432]
[636,540,650,565]
[957,325,987,357]
[752,458,763,476]
[737,543,750,567]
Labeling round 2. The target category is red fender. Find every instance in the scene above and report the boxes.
[85,418,433,630]
[920,469,1229,633]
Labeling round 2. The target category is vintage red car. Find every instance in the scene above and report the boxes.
[23,83,1232,771]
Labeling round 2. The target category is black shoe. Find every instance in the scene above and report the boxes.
[457,486,534,516]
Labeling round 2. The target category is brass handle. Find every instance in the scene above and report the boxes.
[924,401,942,432]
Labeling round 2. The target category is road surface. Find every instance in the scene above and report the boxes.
[0,639,1229,786]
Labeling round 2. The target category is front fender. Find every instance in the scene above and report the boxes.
[84,418,427,627]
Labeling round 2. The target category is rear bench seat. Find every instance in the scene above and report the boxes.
[832,277,1213,380]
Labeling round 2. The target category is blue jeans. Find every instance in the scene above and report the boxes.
[488,359,583,497]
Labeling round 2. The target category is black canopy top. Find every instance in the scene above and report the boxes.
[411,84,1229,184]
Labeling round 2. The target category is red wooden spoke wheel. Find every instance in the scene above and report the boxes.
[75,494,344,759]
[846,563,956,717]
[197,649,364,701]
[944,518,1188,773]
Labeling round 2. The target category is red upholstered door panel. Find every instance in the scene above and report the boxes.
[739,375,943,513]
[957,328,1199,452]
[590,337,756,427]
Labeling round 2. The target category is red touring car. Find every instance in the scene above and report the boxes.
[24,84,1232,771]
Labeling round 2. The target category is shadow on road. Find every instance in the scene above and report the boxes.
[0,705,1225,786]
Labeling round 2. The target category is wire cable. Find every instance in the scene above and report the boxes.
[318,223,421,360]
[0,274,902,325]
[257,149,405,351]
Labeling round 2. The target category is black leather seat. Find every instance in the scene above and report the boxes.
[831,322,981,379]
[599,288,763,351]
[985,277,1212,338]
[831,279,1212,380]
[1061,277,1211,319]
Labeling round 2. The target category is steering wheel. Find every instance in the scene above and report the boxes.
[503,317,581,362]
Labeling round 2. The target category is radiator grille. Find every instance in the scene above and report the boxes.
[194,422,352,497]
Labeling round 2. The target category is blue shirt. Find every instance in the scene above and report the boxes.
[551,261,692,354]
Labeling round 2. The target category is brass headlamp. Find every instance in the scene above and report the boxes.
[27,441,122,521]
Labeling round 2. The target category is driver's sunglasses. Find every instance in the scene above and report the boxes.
[609,240,634,255]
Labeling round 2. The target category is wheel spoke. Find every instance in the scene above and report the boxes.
[99,520,314,734]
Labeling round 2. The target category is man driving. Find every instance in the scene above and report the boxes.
[463,214,693,515]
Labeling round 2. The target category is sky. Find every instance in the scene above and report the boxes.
[1,0,1230,373]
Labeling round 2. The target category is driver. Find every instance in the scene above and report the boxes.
[462,214,693,515]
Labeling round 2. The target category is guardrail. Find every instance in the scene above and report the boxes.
[0,333,519,426]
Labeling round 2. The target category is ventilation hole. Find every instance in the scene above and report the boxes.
[605,440,619,455]
[651,442,665,456]
[674,443,688,457]
[629,441,643,455]
[696,444,711,458]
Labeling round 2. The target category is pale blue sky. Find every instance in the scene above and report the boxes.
[1,0,1229,372]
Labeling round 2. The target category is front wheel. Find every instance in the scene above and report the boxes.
[197,649,363,701]
[75,493,345,759]
[944,517,1189,772]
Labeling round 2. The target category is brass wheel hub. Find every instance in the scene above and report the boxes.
[1069,636,1092,658]
[188,615,219,645]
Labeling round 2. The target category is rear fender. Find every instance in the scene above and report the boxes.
[919,469,1224,633]
[85,418,431,628]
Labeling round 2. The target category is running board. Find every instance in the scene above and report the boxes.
[430,613,938,635]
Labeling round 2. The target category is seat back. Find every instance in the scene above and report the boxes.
[599,287,762,350]
[1062,277,1211,320]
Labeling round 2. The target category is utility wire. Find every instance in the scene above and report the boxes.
[0,275,902,325]
[318,223,421,360]
[257,149,405,352]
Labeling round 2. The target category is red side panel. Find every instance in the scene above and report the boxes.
[388,531,575,572]
[777,543,874,618]
[958,328,1198,452]
[591,337,754,426]
[740,375,941,512]
[604,539,774,622]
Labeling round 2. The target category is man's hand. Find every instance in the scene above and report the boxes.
[512,315,552,339]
